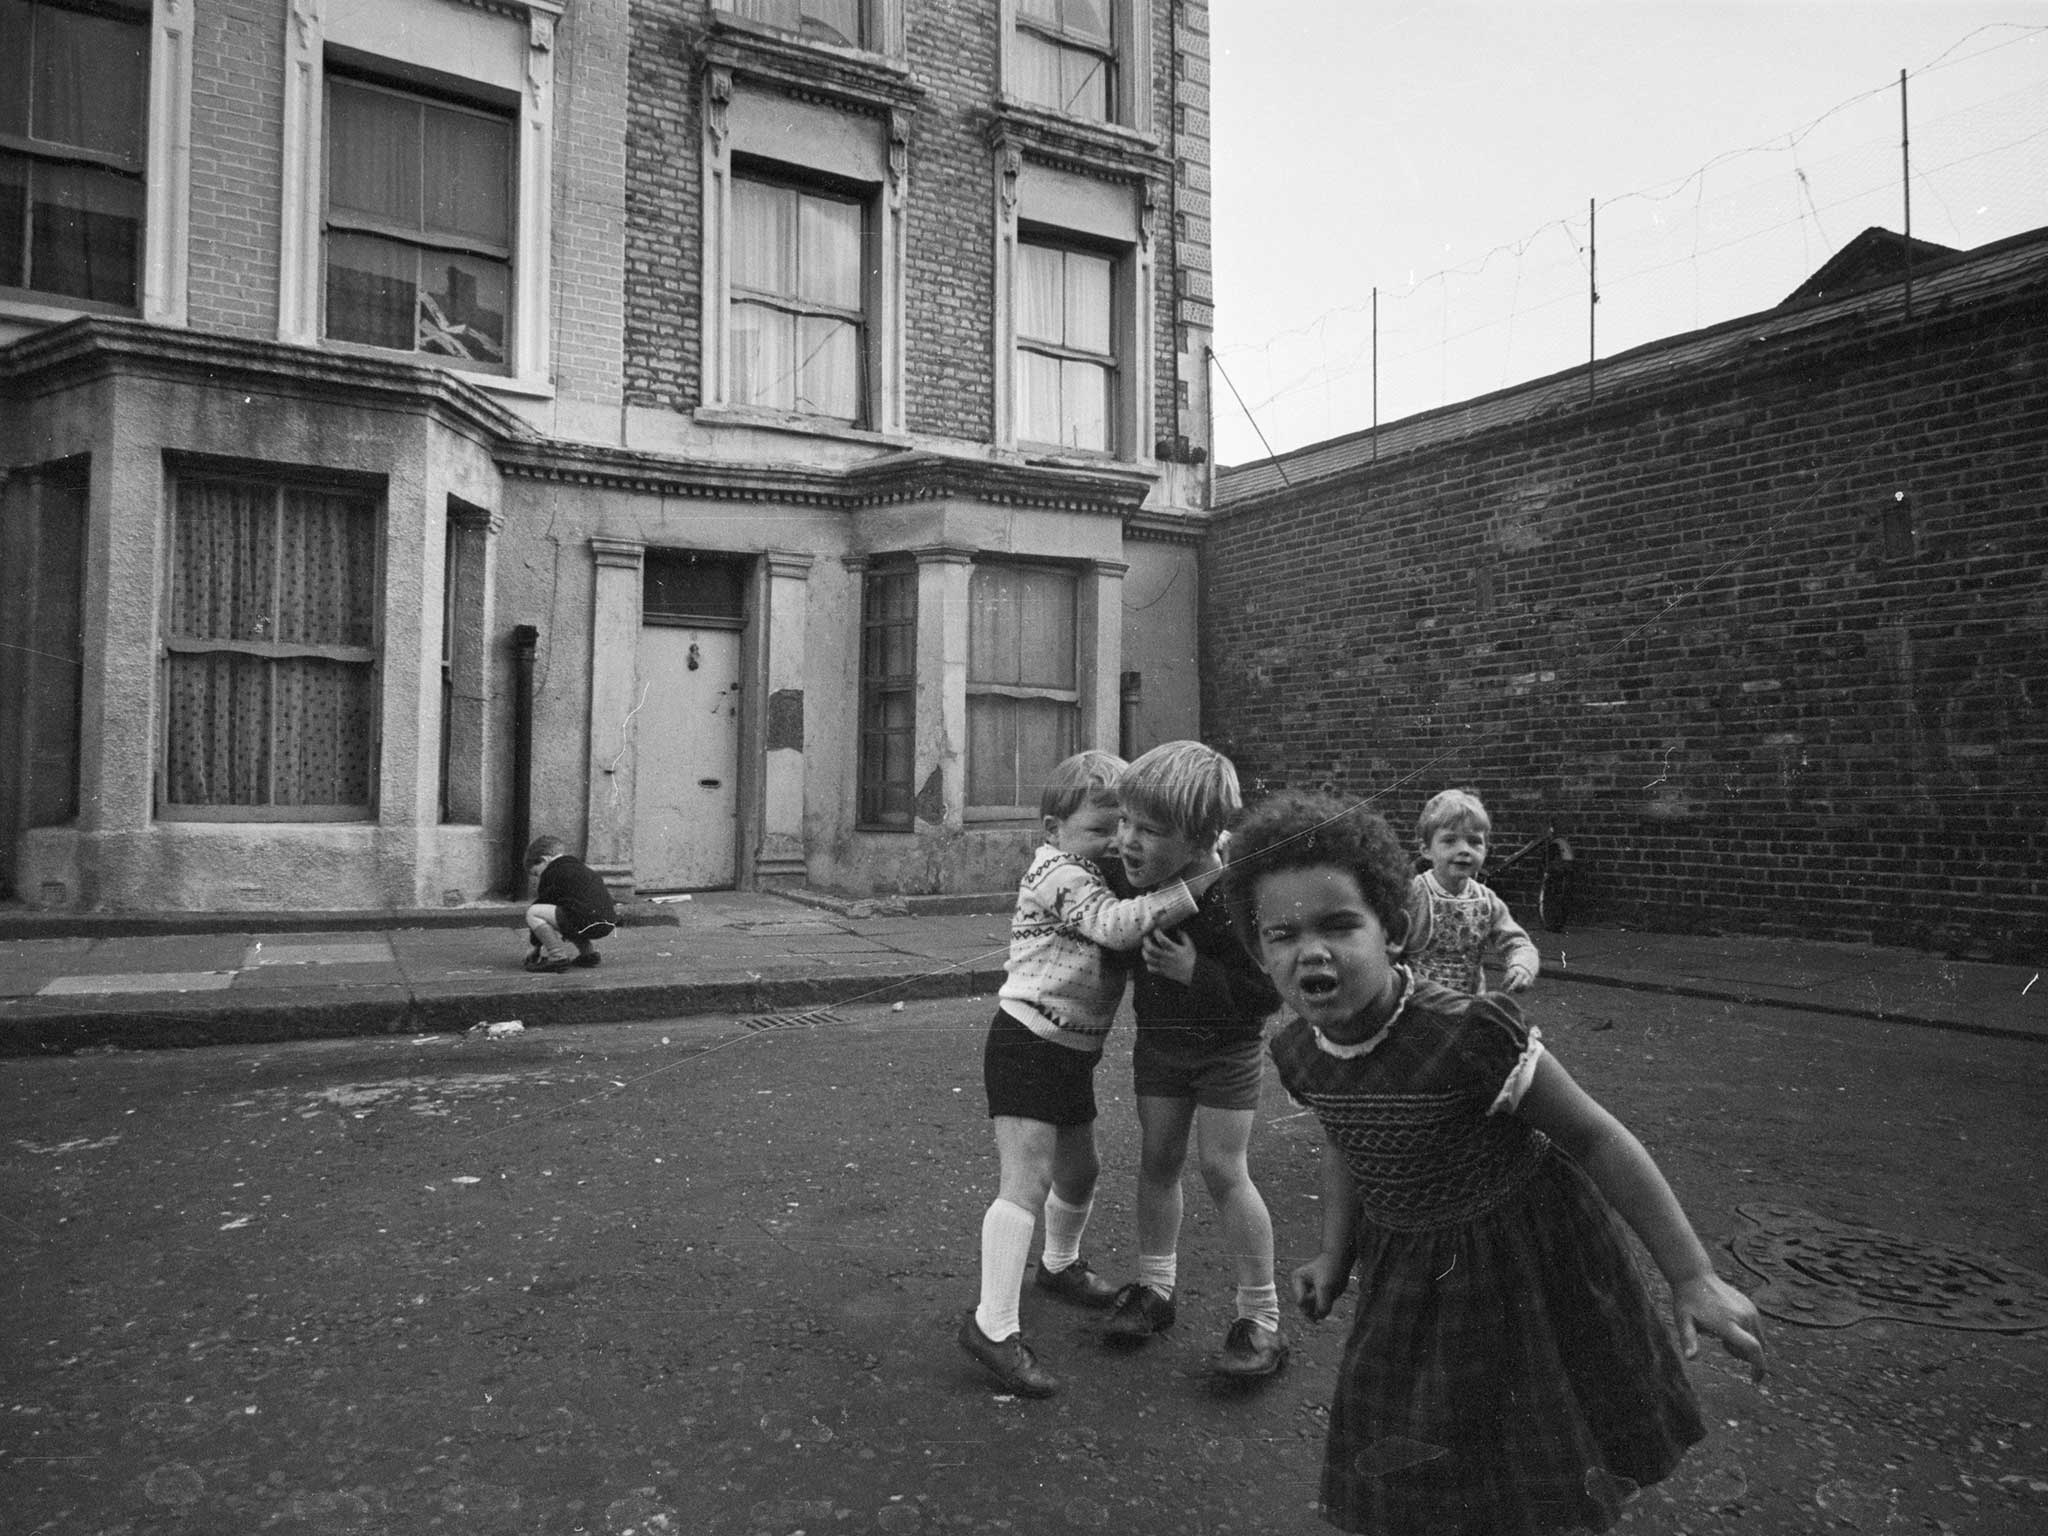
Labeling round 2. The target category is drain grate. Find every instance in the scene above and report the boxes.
[1728,1201,2048,1333]
[739,1008,844,1033]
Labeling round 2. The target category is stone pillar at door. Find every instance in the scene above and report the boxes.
[585,536,644,897]
[757,551,813,883]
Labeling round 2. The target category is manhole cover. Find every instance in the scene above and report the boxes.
[739,1009,843,1032]
[1728,1202,2048,1332]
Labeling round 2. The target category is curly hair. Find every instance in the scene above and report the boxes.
[1223,790,1413,953]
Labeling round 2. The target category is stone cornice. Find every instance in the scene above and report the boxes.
[700,21,924,116]
[0,317,535,447]
[497,442,1156,518]
[1124,508,1208,544]
[987,104,1172,184]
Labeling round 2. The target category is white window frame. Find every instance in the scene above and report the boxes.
[279,0,558,392]
[0,0,192,328]
[997,0,1150,133]
[993,148,1154,462]
[700,72,907,436]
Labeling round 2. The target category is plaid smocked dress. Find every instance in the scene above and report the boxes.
[1270,972,1704,1536]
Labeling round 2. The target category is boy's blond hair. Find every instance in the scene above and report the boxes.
[1119,740,1241,844]
[1416,788,1491,849]
[1040,749,1128,822]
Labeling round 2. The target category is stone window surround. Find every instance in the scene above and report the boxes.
[0,0,194,330]
[696,58,912,438]
[278,0,561,394]
[992,138,1157,465]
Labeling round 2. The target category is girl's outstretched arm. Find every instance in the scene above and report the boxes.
[1516,1054,1768,1382]
[1293,1139,1359,1321]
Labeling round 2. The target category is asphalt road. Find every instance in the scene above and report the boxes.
[3,987,2045,1535]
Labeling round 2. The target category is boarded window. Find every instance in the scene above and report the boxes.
[161,472,381,818]
[967,563,1078,811]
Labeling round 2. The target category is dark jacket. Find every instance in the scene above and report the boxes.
[1132,882,1280,1044]
[535,855,618,938]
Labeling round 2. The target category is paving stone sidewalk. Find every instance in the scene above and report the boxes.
[0,890,2040,1055]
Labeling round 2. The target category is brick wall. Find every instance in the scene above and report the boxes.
[623,1,702,409]
[186,0,283,337]
[621,0,1209,452]
[1202,289,2048,959]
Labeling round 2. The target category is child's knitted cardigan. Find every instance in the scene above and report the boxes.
[997,845,1198,1051]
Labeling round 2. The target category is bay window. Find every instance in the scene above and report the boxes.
[161,472,381,819]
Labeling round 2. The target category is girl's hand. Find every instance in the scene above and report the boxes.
[1291,1252,1351,1322]
[1141,927,1197,986]
[1672,1273,1768,1383]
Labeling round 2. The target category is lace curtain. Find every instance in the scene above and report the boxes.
[164,478,378,811]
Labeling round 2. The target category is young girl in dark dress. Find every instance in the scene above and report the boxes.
[1224,791,1766,1536]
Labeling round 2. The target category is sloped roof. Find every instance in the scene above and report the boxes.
[1778,224,1960,307]
[1217,224,2048,509]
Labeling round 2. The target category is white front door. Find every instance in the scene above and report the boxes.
[633,625,741,890]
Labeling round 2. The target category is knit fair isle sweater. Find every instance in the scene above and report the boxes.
[999,846,1200,1052]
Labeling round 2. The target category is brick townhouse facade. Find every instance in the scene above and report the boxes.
[0,0,1216,911]
[1207,227,2048,959]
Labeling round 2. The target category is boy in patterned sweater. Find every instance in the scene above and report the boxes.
[958,750,1215,1398]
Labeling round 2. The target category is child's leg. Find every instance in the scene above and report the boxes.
[1132,1094,1195,1299]
[1040,1122,1101,1270]
[978,1115,1056,1341]
[525,905,565,947]
[1194,1104,1280,1328]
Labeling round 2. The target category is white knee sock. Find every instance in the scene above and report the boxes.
[1136,1252,1178,1301]
[1040,1191,1092,1273]
[1236,1282,1281,1334]
[974,1198,1037,1341]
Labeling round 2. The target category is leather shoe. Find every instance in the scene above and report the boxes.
[1103,1282,1176,1343]
[958,1311,1057,1397]
[1033,1256,1118,1309]
[1211,1317,1289,1380]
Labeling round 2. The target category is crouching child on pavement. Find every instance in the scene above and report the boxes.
[524,836,618,973]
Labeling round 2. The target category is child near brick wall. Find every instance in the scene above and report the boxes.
[1403,788,1540,995]
[1227,790,1764,1534]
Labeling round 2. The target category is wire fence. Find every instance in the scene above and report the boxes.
[1214,28,2048,467]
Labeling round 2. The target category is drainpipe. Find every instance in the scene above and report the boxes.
[510,624,538,899]
[1120,670,1143,759]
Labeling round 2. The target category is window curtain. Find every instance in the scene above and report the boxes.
[166,480,376,810]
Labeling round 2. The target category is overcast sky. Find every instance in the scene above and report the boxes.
[1210,4,2048,466]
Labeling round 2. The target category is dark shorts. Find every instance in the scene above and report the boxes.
[983,1007,1100,1127]
[1131,1025,1264,1110]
